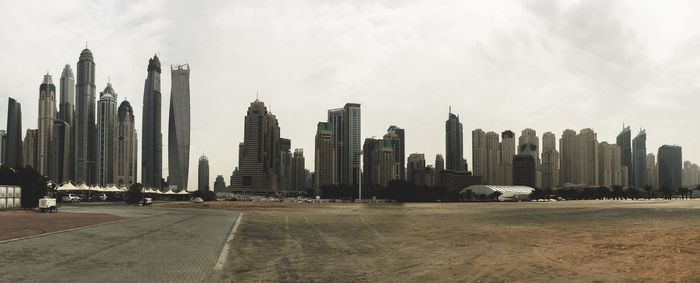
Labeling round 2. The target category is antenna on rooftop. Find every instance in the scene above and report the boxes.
[85,41,88,49]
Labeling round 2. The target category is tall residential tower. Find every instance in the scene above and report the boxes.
[168,64,190,190]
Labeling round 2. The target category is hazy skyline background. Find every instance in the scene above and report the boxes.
[1,0,699,190]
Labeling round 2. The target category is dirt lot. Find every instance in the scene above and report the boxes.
[0,209,126,241]
[167,200,700,282]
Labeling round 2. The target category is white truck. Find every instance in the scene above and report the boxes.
[38,197,57,213]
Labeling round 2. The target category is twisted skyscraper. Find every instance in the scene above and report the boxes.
[168,64,190,190]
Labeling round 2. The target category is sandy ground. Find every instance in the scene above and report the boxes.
[0,209,126,241]
[166,200,700,282]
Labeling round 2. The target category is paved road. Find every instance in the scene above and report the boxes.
[0,204,240,282]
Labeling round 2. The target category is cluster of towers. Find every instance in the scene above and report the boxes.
[2,47,191,191]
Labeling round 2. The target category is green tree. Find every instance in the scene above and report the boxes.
[125,183,144,205]
[611,185,624,200]
[643,185,653,200]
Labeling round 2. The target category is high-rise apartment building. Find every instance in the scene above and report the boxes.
[214,175,226,192]
[327,103,361,185]
[499,130,515,186]
[291,149,306,191]
[115,100,137,187]
[407,153,426,183]
[682,161,700,188]
[658,145,682,190]
[646,153,658,190]
[278,138,292,191]
[75,48,96,185]
[6,98,23,168]
[51,120,70,183]
[59,65,75,180]
[445,110,464,171]
[384,126,405,180]
[168,64,190,190]
[314,122,335,194]
[616,126,632,187]
[578,128,598,186]
[23,129,38,169]
[38,73,56,176]
[485,131,500,184]
[231,99,280,191]
[96,83,117,186]
[198,155,209,191]
[435,154,444,172]
[632,130,647,188]
[141,55,163,188]
[541,131,559,189]
[472,129,487,179]
[513,155,536,188]
[518,129,540,188]
[560,129,577,184]
[597,142,621,187]
[362,138,396,187]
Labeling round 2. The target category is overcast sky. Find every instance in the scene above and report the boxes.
[1,0,699,189]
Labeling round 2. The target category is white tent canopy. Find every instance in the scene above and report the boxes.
[462,185,534,200]
[57,182,77,191]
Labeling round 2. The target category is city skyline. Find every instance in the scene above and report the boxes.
[2,1,700,190]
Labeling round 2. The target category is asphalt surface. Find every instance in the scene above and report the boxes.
[0,203,240,282]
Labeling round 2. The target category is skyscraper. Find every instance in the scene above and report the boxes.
[541,132,559,189]
[632,130,647,188]
[38,73,56,177]
[326,103,361,185]
[141,55,162,188]
[96,83,117,186]
[384,126,405,180]
[278,138,292,191]
[513,155,536,188]
[6,98,23,168]
[407,153,426,183]
[485,131,500,184]
[23,129,38,169]
[362,138,396,187]
[75,48,96,185]
[597,142,621,187]
[115,100,137,187]
[314,122,335,195]
[231,99,280,191]
[51,120,71,184]
[214,175,226,192]
[445,109,464,171]
[578,128,598,186]
[168,64,190,190]
[658,145,682,191]
[499,130,515,186]
[59,65,75,180]
[616,126,632,187]
[472,129,487,179]
[646,153,658,190]
[345,103,361,186]
[560,129,577,184]
[435,154,444,173]
[198,155,209,191]
[291,149,306,191]
[518,129,540,188]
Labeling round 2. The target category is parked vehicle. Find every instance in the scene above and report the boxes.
[96,194,107,201]
[193,197,204,203]
[142,197,152,207]
[62,194,81,203]
[39,197,57,213]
